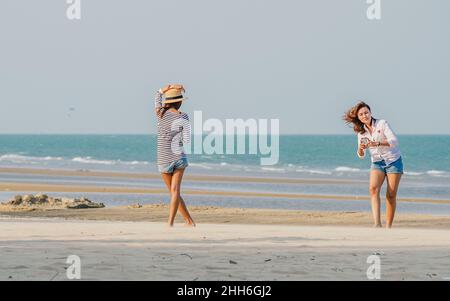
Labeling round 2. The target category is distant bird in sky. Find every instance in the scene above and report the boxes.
[68,107,76,118]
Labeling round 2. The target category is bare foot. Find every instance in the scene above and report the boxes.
[184,221,196,227]
[373,224,382,228]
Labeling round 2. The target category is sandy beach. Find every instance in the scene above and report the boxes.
[1,217,450,281]
[1,167,450,281]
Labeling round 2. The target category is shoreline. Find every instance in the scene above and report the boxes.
[0,167,449,205]
[2,204,450,229]
[1,181,450,205]
[1,166,450,230]
[0,166,363,184]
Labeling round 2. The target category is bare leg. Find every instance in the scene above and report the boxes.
[385,173,402,228]
[167,169,182,226]
[161,172,195,226]
[178,196,196,226]
[369,170,385,227]
[165,168,194,227]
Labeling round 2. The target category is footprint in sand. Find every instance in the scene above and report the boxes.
[11,265,28,270]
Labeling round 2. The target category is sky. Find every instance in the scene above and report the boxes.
[0,0,449,134]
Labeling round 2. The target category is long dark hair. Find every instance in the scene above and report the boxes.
[158,101,182,118]
[343,101,373,134]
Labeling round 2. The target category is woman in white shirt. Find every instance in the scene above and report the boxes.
[344,101,403,228]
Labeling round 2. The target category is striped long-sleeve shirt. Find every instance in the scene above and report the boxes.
[154,90,191,165]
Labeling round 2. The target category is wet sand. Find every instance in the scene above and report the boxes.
[2,204,450,229]
[0,167,361,184]
[1,166,449,205]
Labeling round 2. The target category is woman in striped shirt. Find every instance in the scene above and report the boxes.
[344,101,403,228]
[155,84,195,227]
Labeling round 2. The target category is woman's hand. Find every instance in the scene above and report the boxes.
[357,145,366,158]
[367,141,381,148]
[359,140,369,150]
[154,107,163,118]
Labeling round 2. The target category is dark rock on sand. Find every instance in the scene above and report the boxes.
[0,194,105,211]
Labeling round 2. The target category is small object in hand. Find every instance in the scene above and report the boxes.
[360,138,369,146]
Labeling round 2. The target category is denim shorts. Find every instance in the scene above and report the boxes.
[158,157,189,174]
[371,157,404,174]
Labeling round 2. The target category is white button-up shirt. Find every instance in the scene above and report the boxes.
[357,119,402,165]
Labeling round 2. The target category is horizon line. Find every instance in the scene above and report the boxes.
[0,133,449,136]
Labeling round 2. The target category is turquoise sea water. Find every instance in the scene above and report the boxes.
[0,135,449,177]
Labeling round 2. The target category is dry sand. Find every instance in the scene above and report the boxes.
[1,204,450,281]
[1,217,450,281]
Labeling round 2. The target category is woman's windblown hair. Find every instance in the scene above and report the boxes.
[343,101,372,134]
[157,101,182,118]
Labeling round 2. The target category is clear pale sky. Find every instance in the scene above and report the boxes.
[1,0,449,134]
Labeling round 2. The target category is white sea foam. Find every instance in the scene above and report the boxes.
[0,154,64,163]
[308,170,333,175]
[426,170,447,176]
[260,167,286,172]
[188,163,213,170]
[295,168,332,175]
[334,166,362,172]
[0,153,151,169]
[72,157,117,165]
[125,160,149,166]
[404,171,423,176]
[71,157,149,166]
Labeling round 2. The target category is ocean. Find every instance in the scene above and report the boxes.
[0,134,449,214]
[0,134,449,177]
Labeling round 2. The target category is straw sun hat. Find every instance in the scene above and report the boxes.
[163,88,188,104]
